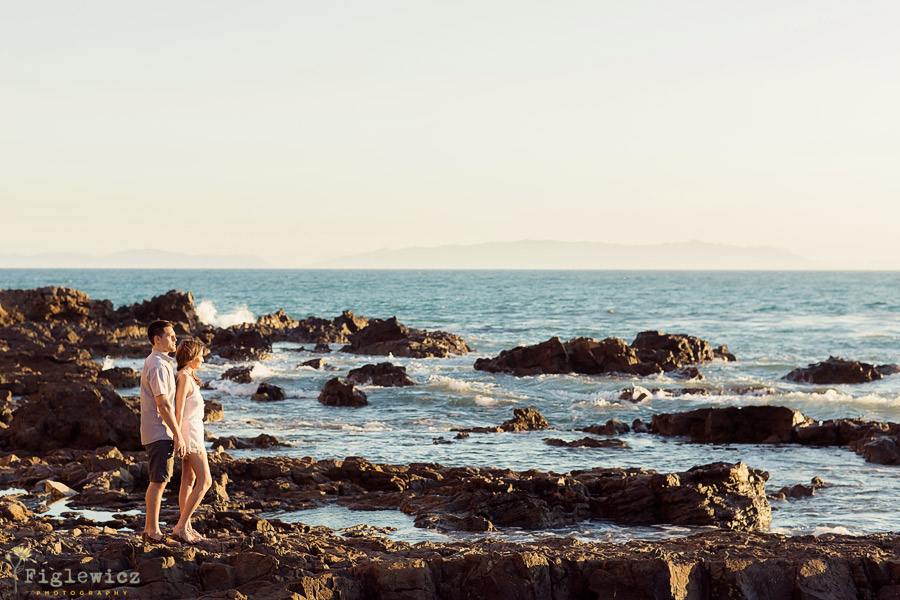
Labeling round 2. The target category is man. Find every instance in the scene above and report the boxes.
[140,320,187,543]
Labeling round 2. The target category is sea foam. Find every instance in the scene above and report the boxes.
[196,300,256,328]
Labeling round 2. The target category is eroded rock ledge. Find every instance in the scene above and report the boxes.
[0,498,897,599]
[474,331,733,377]
[651,405,900,465]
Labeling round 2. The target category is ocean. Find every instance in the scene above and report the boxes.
[2,269,899,542]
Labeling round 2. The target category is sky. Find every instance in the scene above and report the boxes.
[2,1,898,267]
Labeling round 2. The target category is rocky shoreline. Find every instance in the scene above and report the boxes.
[2,286,900,598]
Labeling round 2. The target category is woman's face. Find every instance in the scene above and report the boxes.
[189,353,204,370]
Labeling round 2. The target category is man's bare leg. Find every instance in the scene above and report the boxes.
[143,481,167,540]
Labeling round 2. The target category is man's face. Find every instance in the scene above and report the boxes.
[155,327,177,353]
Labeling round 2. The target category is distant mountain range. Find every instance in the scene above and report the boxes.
[0,249,269,269]
[0,241,834,269]
[309,240,822,270]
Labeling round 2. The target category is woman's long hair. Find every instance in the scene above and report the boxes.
[175,339,205,384]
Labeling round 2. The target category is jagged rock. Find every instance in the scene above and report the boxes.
[313,342,331,353]
[770,477,828,501]
[785,356,896,384]
[854,435,900,465]
[257,309,298,331]
[347,363,415,387]
[632,419,650,433]
[221,366,253,384]
[714,344,737,361]
[341,317,470,359]
[251,383,286,402]
[301,359,323,369]
[456,408,551,434]
[0,286,116,325]
[475,332,724,377]
[544,437,628,448]
[44,480,77,499]
[318,378,368,407]
[0,497,32,522]
[1,381,141,451]
[677,366,704,380]
[579,419,630,436]
[98,366,141,388]
[204,399,224,422]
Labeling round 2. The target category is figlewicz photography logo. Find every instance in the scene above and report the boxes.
[4,546,34,597]
[4,544,139,597]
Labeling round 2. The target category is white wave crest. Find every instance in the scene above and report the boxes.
[250,363,278,379]
[196,300,256,328]
[101,356,115,370]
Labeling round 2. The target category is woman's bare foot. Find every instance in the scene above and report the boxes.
[172,526,199,544]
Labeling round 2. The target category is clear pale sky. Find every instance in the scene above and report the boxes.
[2,2,898,267]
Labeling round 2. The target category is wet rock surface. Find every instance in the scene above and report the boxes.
[251,382,286,402]
[318,378,368,407]
[544,437,629,448]
[785,356,900,384]
[652,405,900,465]
[347,362,415,387]
[474,331,727,376]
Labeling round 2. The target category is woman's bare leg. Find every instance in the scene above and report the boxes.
[173,452,211,542]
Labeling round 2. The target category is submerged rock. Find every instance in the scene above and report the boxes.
[98,366,141,388]
[544,437,629,448]
[347,362,415,387]
[579,419,630,436]
[785,356,899,384]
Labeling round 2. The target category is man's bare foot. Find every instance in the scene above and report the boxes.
[141,531,164,543]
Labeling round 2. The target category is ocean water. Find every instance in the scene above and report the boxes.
[2,269,900,541]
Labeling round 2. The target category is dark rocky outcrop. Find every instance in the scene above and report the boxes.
[785,356,899,384]
[210,324,273,361]
[251,382,286,402]
[652,405,900,466]
[769,477,828,501]
[652,406,815,444]
[301,358,323,369]
[347,362,415,387]
[474,331,727,376]
[318,378,368,407]
[341,317,470,358]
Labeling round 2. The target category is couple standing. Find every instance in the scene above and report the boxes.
[139,320,212,543]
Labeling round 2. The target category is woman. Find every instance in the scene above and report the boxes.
[173,339,212,543]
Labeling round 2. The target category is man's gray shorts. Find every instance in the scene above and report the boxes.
[145,439,174,483]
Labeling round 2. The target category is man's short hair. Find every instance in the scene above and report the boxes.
[147,320,174,344]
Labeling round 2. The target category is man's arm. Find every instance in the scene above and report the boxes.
[155,394,186,457]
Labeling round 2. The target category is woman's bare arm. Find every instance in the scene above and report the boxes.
[174,372,189,427]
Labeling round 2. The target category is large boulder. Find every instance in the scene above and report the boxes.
[210,324,272,361]
[347,363,415,387]
[98,367,141,388]
[2,382,141,451]
[784,357,897,384]
[318,378,368,407]
[251,383,286,402]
